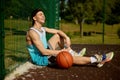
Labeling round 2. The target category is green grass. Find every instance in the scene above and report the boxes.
[60,22,120,44]
[4,19,31,31]
[70,34,120,44]
[5,35,29,72]
[4,19,30,72]
[4,19,120,73]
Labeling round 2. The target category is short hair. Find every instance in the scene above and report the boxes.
[31,8,43,25]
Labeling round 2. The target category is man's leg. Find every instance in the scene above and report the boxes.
[48,34,64,50]
[48,34,86,56]
[73,56,91,65]
[47,34,64,66]
[73,52,114,67]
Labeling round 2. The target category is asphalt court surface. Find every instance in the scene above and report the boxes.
[14,44,120,80]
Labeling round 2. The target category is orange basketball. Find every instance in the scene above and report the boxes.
[56,51,73,69]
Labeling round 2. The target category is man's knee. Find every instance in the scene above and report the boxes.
[48,33,60,43]
[54,33,60,39]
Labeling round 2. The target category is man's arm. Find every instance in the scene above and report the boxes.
[28,29,62,56]
[45,27,71,47]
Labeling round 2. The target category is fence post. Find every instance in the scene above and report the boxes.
[46,0,60,39]
[102,0,106,44]
[0,0,5,80]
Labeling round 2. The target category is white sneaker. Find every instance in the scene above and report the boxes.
[74,48,86,56]
[94,52,114,68]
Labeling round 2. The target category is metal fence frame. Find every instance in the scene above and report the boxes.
[0,0,59,80]
[0,0,5,80]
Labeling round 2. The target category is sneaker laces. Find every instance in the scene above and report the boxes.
[93,54,106,63]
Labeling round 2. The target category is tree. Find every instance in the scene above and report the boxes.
[105,0,120,25]
[60,0,65,19]
[68,0,99,37]
[4,0,34,19]
[67,0,117,37]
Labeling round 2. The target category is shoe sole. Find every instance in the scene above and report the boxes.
[79,48,86,56]
[97,52,114,68]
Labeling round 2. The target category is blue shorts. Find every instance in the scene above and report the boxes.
[27,45,48,66]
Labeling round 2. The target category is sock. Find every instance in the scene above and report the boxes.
[90,57,97,63]
[69,49,74,56]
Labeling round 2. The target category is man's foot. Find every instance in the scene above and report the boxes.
[93,52,114,68]
[74,48,86,56]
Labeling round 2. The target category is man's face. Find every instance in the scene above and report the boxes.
[33,11,45,24]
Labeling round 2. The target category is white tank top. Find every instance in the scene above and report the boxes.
[30,27,48,48]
